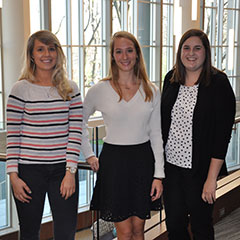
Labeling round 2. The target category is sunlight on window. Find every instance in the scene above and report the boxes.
[112,0,124,33]
[203,0,240,170]
[29,0,41,34]
[51,0,67,45]
[84,0,102,45]
[27,0,176,214]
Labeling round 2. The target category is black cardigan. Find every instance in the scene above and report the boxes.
[161,70,236,179]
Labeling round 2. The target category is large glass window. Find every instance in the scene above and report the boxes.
[162,0,174,85]
[0,9,4,130]
[203,0,240,100]
[28,0,174,216]
[0,4,10,232]
[202,0,240,170]
[29,0,41,33]
[30,0,174,94]
[111,0,164,86]
[51,0,107,96]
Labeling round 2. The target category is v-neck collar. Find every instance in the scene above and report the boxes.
[107,80,141,103]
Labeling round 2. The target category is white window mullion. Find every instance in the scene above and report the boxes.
[217,1,223,69]
[121,1,128,31]
[79,0,84,95]
[66,0,72,80]
[131,0,138,35]
[102,0,110,78]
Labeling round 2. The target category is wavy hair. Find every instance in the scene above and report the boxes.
[19,30,72,100]
[103,31,155,101]
[171,28,216,86]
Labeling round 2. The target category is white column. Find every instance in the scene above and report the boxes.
[174,0,201,48]
[180,0,201,34]
[1,0,30,234]
[2,0,30,107]
[173,0,201,59]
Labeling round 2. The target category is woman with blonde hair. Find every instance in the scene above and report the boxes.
[82,31,165,239]
[6,30,82,240]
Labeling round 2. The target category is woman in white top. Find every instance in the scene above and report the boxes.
[82,31,165,240]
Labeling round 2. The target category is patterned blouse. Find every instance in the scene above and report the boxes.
[165,84,199,168]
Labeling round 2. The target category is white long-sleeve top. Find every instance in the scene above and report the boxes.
[81,80,165,178]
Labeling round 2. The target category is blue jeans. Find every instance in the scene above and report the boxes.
[14,163,79,240]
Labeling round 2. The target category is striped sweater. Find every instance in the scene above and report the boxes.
[6,80,82,173]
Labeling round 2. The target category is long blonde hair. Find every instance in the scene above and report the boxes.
[103,31,155,101]
[19,30,72,100]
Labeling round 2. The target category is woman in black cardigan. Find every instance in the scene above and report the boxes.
[161,29,236,240]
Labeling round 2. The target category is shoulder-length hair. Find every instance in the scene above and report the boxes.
[19,30,72,100]
[103,31,155,101]
[171,28,216,86]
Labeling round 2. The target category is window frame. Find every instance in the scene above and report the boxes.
[202,0,240,170]
[27,0,174,218]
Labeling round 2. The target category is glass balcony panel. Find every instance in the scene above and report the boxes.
[226,122,240,171]
[0,161,8,229]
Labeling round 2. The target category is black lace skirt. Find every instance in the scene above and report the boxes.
[90,141,162,222]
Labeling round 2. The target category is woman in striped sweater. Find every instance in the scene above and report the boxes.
[6,30,82,240]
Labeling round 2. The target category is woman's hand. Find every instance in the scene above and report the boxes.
[87,156,99,172]
[202,178,217,204]
[10,172,32,203]
[60,171,76,200]
[202,158,223,204]
[150,179,163,201]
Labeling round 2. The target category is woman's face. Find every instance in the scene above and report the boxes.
[32,39,57,73]
[181,36,206,74]
[113,37,137,74]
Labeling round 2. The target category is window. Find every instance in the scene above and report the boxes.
[29,0,41,33]
[0,8,4,130]
[202,0,240,170]
[50,0,108,96]
[202,0,240,100]
[30,0,174,95]
[29,0,174,214]
[111,0,163,86]
[162,0,174,85]
[0,7,9,232]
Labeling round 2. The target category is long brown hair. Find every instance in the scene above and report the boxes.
[171,28,216,86]
[19,30,72,100]
[103,31,155,101]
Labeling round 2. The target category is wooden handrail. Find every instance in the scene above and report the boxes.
[217,170,240,189]
[234,116,240,124]
[216,170,240,199]
[0,153,6,162]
